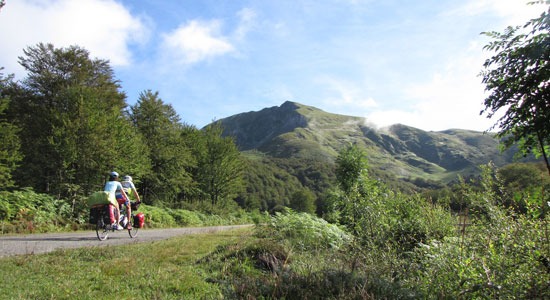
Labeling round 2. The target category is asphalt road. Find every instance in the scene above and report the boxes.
[0,225,253,258]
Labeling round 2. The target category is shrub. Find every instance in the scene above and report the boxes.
[169,209,203,226]
[138,204,176,227]
[259,209,351,250]
[0,188,73,233]
[406,164,550,298]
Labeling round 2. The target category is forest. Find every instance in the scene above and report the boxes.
[0,42,252,230]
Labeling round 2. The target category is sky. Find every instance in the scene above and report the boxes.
[0,0,547,132]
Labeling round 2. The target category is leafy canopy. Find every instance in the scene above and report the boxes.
[481,5,550,174]
[7,43,145,196]
[0,74,22,189]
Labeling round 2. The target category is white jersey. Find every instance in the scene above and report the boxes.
[121,181,136,197]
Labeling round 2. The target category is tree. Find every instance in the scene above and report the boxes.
[333,144,372,235]
[335,144,367,193]
[6,43,146,197]
[0,73,22,189]
[289,189,316,214]
[481,5,550,176]
[193,121,244,205]
[130,90,193,206]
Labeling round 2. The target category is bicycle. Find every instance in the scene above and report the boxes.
[90,201,143,241]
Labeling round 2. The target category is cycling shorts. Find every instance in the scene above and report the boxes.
[116,194,129,206]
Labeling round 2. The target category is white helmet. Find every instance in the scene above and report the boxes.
[123,175,132,182]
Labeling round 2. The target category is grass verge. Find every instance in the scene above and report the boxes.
[0,227,254,299]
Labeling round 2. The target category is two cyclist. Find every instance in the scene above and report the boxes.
[104,171,141,230]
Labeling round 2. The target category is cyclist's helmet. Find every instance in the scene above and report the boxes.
[110,171,119,177]
[123,175,133,182]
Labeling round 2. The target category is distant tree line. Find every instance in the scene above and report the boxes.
[0,43,244,210]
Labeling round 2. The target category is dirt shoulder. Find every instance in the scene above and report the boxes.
[0,225,253,258]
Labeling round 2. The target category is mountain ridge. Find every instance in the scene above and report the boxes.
[219,101,521,183]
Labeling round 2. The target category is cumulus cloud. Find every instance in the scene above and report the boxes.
[0,0,148,75]
[160,20,234,65]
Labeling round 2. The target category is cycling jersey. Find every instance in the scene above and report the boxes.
[104,181,124,195]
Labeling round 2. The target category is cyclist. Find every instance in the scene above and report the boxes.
[121,175,141,203]
[103,171,128,230]
[119,175,141,229]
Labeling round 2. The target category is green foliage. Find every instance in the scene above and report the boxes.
[4,43,143,197]
[289,189,316,214]
[335,144,367,193]
[236,155,334,213]
[169,208,203,226]
[135,203,257,228]
[496,162,550,211]
[259,209,351,250]
[137,204,177,227]
[192,121,245,205]
[0,188,73,233]
[0,80,22,189]
[333,146,456,251]
[129,90,193,205]
[408,167,550,298]
[481,6,550,173]
[499,162,549,192]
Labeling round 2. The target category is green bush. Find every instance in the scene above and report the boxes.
[404,164,550,298]
[259,209,351,250]
[0,188,73,233]
[138,204,176,227]
[169,209,203,226]
[410,211,550,298]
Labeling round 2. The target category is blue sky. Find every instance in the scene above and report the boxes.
[0,0,547,131]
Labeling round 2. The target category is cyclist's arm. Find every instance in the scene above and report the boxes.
[133,189,141,202]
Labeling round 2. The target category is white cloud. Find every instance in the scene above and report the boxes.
[0,0,148,75]
[365,0,542,132]
[235,8,257,41]
[160,20,234,65]
[452,0,545,25]
[366,43,500,132]
[319,77,378,114]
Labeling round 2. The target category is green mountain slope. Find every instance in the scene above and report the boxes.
[221,101,520,183]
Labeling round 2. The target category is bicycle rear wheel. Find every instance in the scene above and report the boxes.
[128,226,138,238]
[96,220,109,241]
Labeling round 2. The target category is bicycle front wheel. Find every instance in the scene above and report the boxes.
[128,226,138,238]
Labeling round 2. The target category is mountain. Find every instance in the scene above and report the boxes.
[220,101,521,183]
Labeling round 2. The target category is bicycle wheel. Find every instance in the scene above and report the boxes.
[128,226,138,238]
[96,220,109,241]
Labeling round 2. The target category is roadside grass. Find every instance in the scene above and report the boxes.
[0,227,254,299]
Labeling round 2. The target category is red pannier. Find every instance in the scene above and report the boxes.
[89,204,116,225]
[133,213,145,228]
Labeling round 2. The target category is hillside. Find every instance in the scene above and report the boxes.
[221,101,520,183]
